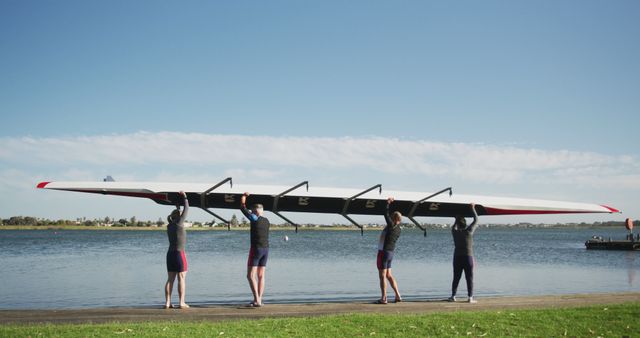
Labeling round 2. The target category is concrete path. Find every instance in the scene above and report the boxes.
[2,293,639,324]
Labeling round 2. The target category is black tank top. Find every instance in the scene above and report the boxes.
[452,227,473,256]
[383,225,401,252]
[251,216,270,248]
[167,222,186,251]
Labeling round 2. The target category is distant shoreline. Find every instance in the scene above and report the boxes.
[0,223,632,231]
[0,225,365,231]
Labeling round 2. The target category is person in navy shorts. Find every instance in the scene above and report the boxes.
[375,197,402,304]
[241,192,270,307]
[165,191,189,309]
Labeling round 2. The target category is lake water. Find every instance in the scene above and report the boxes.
[1,227,638,309]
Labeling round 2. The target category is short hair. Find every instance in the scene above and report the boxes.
[392,211,402,219]
[252,204,264,210]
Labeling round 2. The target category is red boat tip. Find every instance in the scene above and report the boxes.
[36,182,50,189]
[601,205,620,213]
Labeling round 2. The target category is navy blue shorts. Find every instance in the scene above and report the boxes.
[377,250,394,270]
[166,250,188,272]
[247,247,269,267]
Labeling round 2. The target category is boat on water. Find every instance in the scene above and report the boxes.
[585,235,640,251]
[585,218,640,250]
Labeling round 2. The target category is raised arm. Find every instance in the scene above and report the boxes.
[451,214,459,231]
[384,197,395,227]
[467,203,479,234]
[178,191,189,225]
[240,192,254,220]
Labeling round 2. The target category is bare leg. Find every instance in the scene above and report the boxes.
[378,269,387,302]
[247,266,259,305]
[177,271,188,308]
[164,271,177,308]
[256,266,266,305]
[386,269,401,301]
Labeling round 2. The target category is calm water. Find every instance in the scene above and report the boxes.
[1,227,638,309]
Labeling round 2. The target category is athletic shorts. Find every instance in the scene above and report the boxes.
[166,250,188,272]
[248,247,269,267]
[377,250,394,270]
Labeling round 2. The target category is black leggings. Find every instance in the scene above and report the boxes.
[452,255,474,297]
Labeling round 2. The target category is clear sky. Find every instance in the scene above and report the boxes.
[1,1,638,225]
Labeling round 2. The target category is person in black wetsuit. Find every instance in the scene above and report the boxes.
[164,191,189,309]
[240,192,270,307]
[449,203,478,304]
[375,197,402,304]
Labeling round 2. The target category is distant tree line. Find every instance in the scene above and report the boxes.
[1,216,173,227]
[0,215,238,228]
[0,216,161,227]
[0,216,635,229]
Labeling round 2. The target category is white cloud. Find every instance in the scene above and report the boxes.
[1,132,639,190]
[1,131,638,222]
[0,169,34,190]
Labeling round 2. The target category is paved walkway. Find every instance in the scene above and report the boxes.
[2,293,639,324]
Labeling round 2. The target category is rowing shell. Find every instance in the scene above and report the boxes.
[36,179,619,233]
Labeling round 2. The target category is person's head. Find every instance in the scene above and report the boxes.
[454,215,467,228]
[167,208,180,223]
[252,204,264,216]
[392,211,402,225]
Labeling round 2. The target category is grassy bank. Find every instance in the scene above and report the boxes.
[2,303,638,337]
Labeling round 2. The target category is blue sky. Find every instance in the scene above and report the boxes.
[1,1,638,224]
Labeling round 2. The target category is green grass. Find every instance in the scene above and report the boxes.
[2,303,639,337]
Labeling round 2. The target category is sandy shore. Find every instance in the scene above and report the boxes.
[1,293,638,324]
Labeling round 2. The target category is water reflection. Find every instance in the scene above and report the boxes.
[626,251,636,286]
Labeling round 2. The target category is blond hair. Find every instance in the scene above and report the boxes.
[392,211,402,223]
